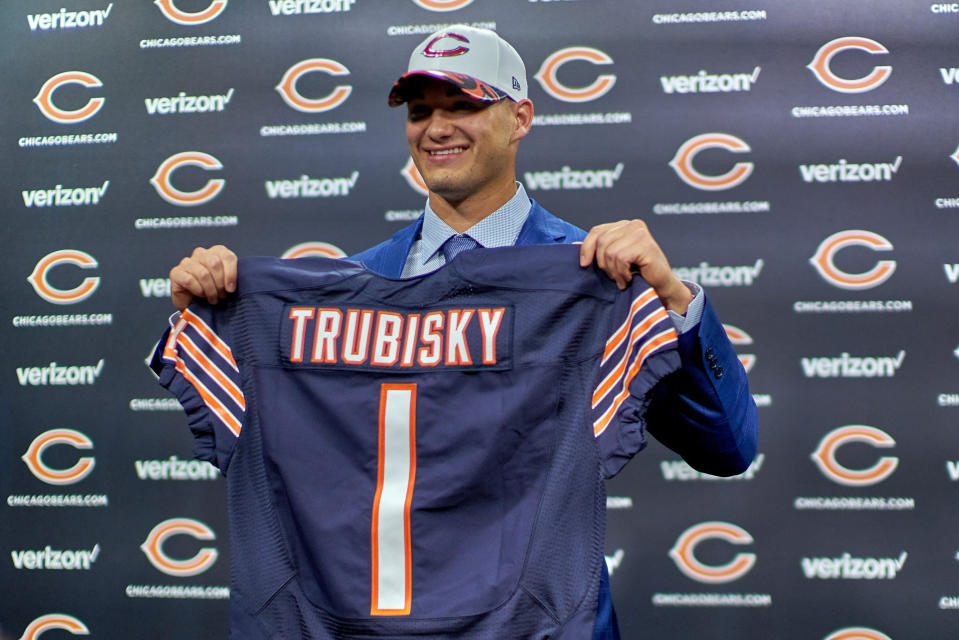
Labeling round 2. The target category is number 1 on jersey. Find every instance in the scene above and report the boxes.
[371,383,417,615]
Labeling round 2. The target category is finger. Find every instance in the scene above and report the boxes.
[579,230,599,267]
[193,247,227,300]
[169,266,214,310]
[210,245,238,293]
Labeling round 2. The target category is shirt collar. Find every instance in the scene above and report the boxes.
[418,183,532,266]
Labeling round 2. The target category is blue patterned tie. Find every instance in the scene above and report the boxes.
[442,234,481,263]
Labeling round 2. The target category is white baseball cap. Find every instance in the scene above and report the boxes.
[388,25,527,107]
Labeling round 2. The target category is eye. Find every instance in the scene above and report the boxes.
[452,100,481,112]
[407,106,430,122]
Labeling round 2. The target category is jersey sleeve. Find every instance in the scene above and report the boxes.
[149,306,246,473]
[590,277,681,478]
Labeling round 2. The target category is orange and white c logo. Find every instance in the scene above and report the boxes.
[21,429,95,486]
[668,521,756,584]
[810,230,896,290]
[33,72,104,124]
[824,627,893,640]
[411,0,473,10]
[402,157,429,196]
[669,133,753,191]
[808,37,892,94]
[723,324,755,374]
[150,151,225,206]
[28,250,100,305]
[154,0,228,25]
[18,614,89,640]
[276,59,352,113]
[281,242,346,259]
[141,518,219,577]
[812,425,898,487]
[534,47,616,103]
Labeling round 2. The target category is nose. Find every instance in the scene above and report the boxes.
[424,109,455,140]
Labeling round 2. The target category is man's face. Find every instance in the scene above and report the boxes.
[404,76,523,205]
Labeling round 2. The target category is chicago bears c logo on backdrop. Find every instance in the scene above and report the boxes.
[811,425,898,486]
[823,626,892,640]
[276,59,352,113]
[154,0,227,25]
[808,37,892,93]
[33,71,104,124]
[669,133,754,191]
[19,614,89,640]
[281,242,346,259]
[410,0,473,10]
[27,250,100,305]
[668,521,756,583]
[21,429,96,486]
[401,157,429,196]
[534,47,616,103]
[809,230,896,290]
[723,324,755,373]
[150,152,225,206]
[141,518,219,577]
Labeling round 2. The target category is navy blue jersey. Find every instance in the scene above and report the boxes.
[152,244,680,639]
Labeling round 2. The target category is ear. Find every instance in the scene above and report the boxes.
[511,99,534,143]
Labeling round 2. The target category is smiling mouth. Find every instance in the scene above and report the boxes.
[428,147,466,156]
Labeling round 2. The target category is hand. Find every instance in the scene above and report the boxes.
[169,245,238,311]
[578,219,693,314]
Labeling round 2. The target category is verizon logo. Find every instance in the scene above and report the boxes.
[139,278,171,298]
[945,264,959,283]
[673,259,763,287]
[801,551,907,580]
[269,0,356,15]
[524,163,624,191]
[22,181,110,208]
[605,549,625,576]
[661,453,764,481]
[660,67,761,94]
[941,67,959,84]
[27,4,113,30]
[144,89,235,115]
[265,171,359,199]
[800,351,905,378]
[12,544,100,570]
[799,157,902,183]
[17,360,104,386]
[135,456,218,481]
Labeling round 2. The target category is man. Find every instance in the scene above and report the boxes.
[169,26,757,639]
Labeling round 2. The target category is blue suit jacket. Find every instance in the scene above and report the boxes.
[351,199,759,639]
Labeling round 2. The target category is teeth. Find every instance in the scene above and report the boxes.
[429,148,464,156]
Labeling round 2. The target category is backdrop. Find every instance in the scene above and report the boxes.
[2,1,957,639]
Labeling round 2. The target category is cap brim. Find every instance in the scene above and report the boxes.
[388,70,508,107]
